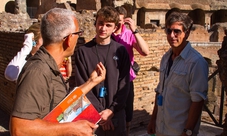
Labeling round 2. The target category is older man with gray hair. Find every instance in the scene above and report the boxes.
[10,8,106,136]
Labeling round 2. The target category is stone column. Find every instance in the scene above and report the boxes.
[14,0,27,14]
[14,0,30,20]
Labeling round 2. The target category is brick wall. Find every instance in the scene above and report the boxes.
[0,32,24,114]
[0,31,222,129]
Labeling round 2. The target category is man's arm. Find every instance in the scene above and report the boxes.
[124,17,149,56]
[147,93,158,134]
[181,100,204,136]
[133,33,149,56]
[10,116,97,136]
[4,33,34,81]
[99,47,130,130]
[182,57,208,135]
[108,47,131,113]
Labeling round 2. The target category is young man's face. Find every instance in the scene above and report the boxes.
[166,22,188,49]
[95,16,117,40]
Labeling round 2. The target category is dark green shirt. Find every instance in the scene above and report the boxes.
[12,47,67,119]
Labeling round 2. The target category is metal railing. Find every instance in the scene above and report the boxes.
[204,69,225,127]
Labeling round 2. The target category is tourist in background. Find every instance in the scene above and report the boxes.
[112,6,149,135]
[75,6,130,136]
[10,8,106,136]
[5,23,73,84]
[60,56,72,82]
[147,12,208,136]
[4,22,42,81]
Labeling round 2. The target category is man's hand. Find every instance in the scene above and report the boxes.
[72,120,98,136]
[124,17,136,32]
[101,120,114,131]
[147,116,156,135]
[99,109,114,124]
[89,62,106,84]
[99,109,114,131]
[80,62,106,94]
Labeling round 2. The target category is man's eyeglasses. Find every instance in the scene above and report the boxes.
[165,28,182,36]
[63,30,84,39]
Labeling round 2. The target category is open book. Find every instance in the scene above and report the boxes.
[43,87,101,124]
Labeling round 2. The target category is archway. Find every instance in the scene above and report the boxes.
[165,8,181,21]
[26,0,39,18]
[188,9,205,26]
[5,1,15,14]
[122,4,133,18]
[211,10,227,25]
[137,7,146,27]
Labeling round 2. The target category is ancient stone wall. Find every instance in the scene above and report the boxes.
[0,32,24,114]
[0,10,224,129]
[0,30,222,129]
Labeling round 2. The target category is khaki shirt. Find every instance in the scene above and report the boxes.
[12,47,68,119]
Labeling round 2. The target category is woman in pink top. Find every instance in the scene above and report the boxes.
[112,6,149,135]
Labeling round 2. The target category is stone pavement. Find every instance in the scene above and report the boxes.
[0,109,223,136]
[129,121,223,136]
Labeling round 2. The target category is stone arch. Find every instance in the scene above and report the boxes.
[122,4,133,18]
[137,7,146,28]
[5,1,15,14]
[211,10,227,25]
[165,8,181,21]
[188,9,205,26]
[101,0,113,7]
[26,0,39,18]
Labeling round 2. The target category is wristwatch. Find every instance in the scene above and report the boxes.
[133,29,139,34]
[183,128,192,136]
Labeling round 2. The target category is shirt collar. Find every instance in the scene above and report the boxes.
[34,46,61,76]
[166,42,191,60]
[179,42,191,60]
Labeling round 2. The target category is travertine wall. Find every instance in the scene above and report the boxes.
[0,30,222,129]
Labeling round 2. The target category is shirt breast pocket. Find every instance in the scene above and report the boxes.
[171,70,188,90]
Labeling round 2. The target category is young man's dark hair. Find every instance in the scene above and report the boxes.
[95,6,120,26]
[165,12,193,32]
[115,6,127,18]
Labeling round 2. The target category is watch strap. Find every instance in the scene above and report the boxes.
[133,29,139,34]
[183,128,192,136]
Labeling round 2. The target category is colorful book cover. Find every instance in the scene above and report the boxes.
[43,87,101,124]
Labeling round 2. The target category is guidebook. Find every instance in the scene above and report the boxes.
[43,87,101,124]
